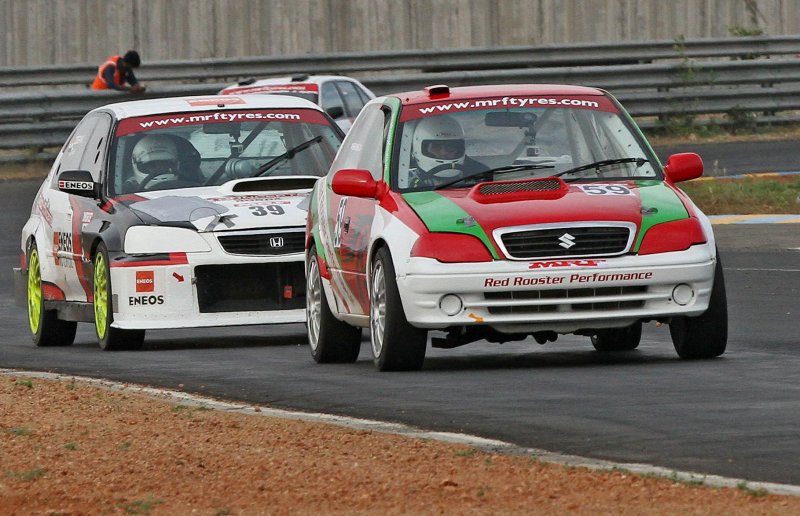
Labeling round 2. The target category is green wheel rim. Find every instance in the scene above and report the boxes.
[93,252,109,339]
[27,249,42,334]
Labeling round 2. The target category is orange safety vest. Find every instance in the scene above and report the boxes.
[91,55,124,90]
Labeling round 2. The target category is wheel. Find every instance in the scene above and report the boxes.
[670,253,728,359]
[306,248,361,363]
[370,247,427,371]
[591,321,642,351]
[26,243,76,347]
[93,243,145,351]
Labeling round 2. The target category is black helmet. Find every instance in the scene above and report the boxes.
[123,50,141,68]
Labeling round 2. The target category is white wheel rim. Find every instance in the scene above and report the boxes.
[370,260,386,359]
[306,257,322,352]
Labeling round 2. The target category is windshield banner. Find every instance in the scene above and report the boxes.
[116,109,329,136]
[400,95,618,121]
[222,83,320,95]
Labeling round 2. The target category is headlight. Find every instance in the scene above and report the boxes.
[124,226,211,254]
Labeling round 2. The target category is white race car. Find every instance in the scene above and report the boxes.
[219,74,376,133]
[306,84,728,371]
[15,94,343,350]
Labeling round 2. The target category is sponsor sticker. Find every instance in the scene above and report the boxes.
[529,259,606,269]
[401,95,617,121]
[135,270,155,293]
[222,83,319,95]
[128,295,164,306]
[116,109,329,136]
[58,180,94,191]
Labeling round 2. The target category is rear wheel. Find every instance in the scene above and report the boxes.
[370,247,427,371]
[93,243,145,351]
[27,243,76,347]
[670,254,728,359]
[591,322,642,352]
[306,248,361,363]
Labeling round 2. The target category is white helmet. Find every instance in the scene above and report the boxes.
[412,115,465,177]
[131,135,180,185]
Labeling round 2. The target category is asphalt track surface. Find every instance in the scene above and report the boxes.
[2,145,799,486]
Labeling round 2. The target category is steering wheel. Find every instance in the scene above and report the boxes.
[426,163,466,178]
[139,171,175,190]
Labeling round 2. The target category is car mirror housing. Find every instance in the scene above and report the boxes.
[57,170,99,198]
[331,169,378,198]
[664,153,703,183]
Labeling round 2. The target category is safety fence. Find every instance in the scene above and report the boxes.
[1,36,800,161]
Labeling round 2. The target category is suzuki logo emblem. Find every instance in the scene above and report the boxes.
[269,236,284,248]
[558,233,576,249]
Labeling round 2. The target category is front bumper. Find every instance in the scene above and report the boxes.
[109,251,306,330]
[396,244,716,334]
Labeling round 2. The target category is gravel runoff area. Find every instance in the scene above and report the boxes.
[2,371,799,515]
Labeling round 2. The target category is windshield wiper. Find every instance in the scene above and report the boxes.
[254,135,323,177]
[553,157,649,179]
[433,163,555,190]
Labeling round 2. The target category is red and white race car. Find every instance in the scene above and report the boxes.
[15,94,343,350]
[219,74,375,133]
[306,84,727,371]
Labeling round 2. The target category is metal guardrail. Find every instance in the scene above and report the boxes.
[2,35,799,88]
[1,36,799,159]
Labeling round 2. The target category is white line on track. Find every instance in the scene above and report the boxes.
[728,268,800,272]
[4,369,800,497]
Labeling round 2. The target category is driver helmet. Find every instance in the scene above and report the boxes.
[131,135,180,185]
[412,115,466,177]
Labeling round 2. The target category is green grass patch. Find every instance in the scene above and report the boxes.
[6,467,47,481]
[15,379,33,388]
[680,175,800,215]
[7,427,32,436]
[118,495,163,515]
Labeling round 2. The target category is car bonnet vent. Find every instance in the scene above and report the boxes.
[470,177,568,204]
[479,178,563,195]
[231,177,318,192]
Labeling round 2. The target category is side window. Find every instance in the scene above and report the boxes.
[320,83,345,120]
[55,114,100,182]
[330,104,384,180]
[336,81,366,117]
[79,113,113,182]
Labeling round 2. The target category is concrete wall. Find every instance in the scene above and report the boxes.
[2,0,799,67]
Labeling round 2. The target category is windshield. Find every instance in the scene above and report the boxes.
[393,100,658,192]
[109,108,340,195]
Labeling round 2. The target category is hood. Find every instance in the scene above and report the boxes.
[118,177,318,232]
[402,179,689,254]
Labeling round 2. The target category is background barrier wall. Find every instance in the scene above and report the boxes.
[2,0,799,67]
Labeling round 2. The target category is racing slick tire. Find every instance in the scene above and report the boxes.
[93,243,145,351]
[669,252,728,359]
[370,247,427,372]
[306,248,361,363]
[591,321,642,352]
[26,242,77,347]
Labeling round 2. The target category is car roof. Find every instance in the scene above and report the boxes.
[390,84,607,106]
[93,94,325,119]
[219,75,372,95]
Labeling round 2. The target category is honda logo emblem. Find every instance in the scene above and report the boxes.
[558,233,576,249]
[269,236,284,248]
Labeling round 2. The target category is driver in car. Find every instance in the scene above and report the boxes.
[128,135,199,192]
[409,115,488,188]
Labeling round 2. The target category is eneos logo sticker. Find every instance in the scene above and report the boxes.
[135,270,155,292]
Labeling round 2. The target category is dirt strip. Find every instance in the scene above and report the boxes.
[1,374,798,515]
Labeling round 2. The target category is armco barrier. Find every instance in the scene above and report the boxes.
[1,36,800,159]
[2,35,799,88]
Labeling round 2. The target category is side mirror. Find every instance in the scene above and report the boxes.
[331,169,378,198]
[664,153,703,183]
[326,105,345,120]
[57,170,99,198]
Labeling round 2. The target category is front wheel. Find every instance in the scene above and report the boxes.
[93,243,145,351]
[670,253,728,359]
[27,243,76,347]
[306,248,361,363]
[591,321,642,352]
[370,247,427,371]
